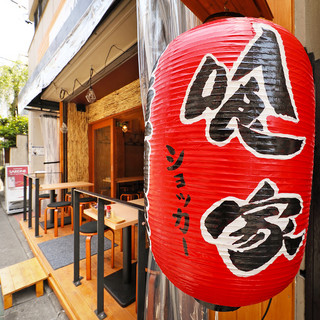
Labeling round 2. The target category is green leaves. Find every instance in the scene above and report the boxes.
[0,116,28,149]
[0,61,28,117]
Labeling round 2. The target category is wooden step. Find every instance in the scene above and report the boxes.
[0,257,48,309]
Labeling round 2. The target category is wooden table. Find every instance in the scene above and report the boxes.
[39,181,93,227]
[84,198,144,307]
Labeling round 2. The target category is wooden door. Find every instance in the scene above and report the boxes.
[209,281,294,320]
[89,118,116,197]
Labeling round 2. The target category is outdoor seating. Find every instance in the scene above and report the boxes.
[39,193,56,217]
[44,201,73,237]
[79,221,115,280]
[64,191,72,202]
[79,197,97,226]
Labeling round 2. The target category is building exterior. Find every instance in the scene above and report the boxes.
[19,0,320,319]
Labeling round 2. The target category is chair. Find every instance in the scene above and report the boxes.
[39,193,56,217]
[120,193,139,259]
[79,197,97,225]
[44,201,73,237]
[120,193,139,202]
[65,191,72,202]
[65,191,87,202]
[79,221,115,280]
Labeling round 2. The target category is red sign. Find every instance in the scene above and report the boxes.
[145,18,315,307]
[7,166,28,188]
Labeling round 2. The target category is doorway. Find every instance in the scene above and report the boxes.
[89,118,115,197]
[88,107,144,198]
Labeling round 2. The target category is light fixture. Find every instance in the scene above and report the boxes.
[121,122,128,133]
[116,121,129,133]
[60,122,68,133]
[85,68,96,104]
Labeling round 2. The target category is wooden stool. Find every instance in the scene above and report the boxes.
[79,197,97,226]
[79,221,115,280]
[44,201,73,237]
[65,191,72,202]
[0,258,47,309]
[120,193,139,201]
[39,193,56,217]
[65,191,86,202]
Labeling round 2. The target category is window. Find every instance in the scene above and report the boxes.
[33,0,48,29]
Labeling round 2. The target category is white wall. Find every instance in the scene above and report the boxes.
[28,110,45,174]
[295,0,320,59]
[9,135,28,165]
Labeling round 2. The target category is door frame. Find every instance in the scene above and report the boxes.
[88,118,117,197]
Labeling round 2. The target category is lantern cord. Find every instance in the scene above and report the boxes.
[261,298,272,320]
[224,0,229,12]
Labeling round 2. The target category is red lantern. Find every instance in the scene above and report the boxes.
[145,17,315,308]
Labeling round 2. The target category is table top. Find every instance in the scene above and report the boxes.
[103,176,144,183]
[83,198,144,230]
[40,181,93,191]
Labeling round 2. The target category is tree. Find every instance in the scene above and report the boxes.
[0,116,28,149]
[0,61,28,117]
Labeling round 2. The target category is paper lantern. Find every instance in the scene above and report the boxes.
[144,17,315,309]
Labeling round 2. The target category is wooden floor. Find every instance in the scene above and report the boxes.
[18,213,295,320]
[19,215,137,320]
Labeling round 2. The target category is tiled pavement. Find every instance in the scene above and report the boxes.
[0,186,68,320]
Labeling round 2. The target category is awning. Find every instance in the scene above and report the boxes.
[18,0,119,113]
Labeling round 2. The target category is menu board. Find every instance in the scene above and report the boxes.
[5,165,29,214]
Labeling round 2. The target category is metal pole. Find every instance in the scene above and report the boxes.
[73,189,82,286]
[49,189,55,223]
[35,178,40,237]
[137,209,147,320]
[123,226,132,283]
[28,177,33,228]
[95,198,107,319]
[23,175,27,221]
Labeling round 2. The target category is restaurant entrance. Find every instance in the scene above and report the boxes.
[89,107,144,198]
[89,118,115,196]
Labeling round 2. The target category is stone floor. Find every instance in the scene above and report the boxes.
[0,182,68,320]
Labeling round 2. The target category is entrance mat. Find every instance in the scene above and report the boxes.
[38,233,116,270]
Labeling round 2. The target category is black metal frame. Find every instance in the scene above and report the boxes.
[23,174,41,237]
[72,189,147,320]
[22,178,148,318]
[23,175,28,221]
[306,55,320,320]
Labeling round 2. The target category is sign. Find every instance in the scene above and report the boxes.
[5,165,29,214]
[145,17,315,308]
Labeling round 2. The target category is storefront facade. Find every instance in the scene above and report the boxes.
[19,0,320,319]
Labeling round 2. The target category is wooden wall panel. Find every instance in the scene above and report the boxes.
[209,281,294,320]
[87,79,141,124]
[267,0,294,33]
[67,79,141,183]
[67,103,89,182]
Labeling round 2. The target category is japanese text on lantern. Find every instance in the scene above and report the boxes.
[166,145,191,256]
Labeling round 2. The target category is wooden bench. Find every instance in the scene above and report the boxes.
[0,257,48,309]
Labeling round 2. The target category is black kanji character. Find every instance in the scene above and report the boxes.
[174,173,185,188]
[181,23,305,159]
[173,208,189,234]
[166,145,184,170]
[202,179,304,275]
[176,193,191,207]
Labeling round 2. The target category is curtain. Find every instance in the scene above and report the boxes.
[40,114,60,186]
[137,1,207,319]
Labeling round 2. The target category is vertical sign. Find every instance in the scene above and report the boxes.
[5,165,29,214]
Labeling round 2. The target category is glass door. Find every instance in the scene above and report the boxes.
[89,119,116,197]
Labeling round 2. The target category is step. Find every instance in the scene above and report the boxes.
[0,257,48,309]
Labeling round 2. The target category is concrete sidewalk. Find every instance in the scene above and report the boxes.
[0,189,68,320]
